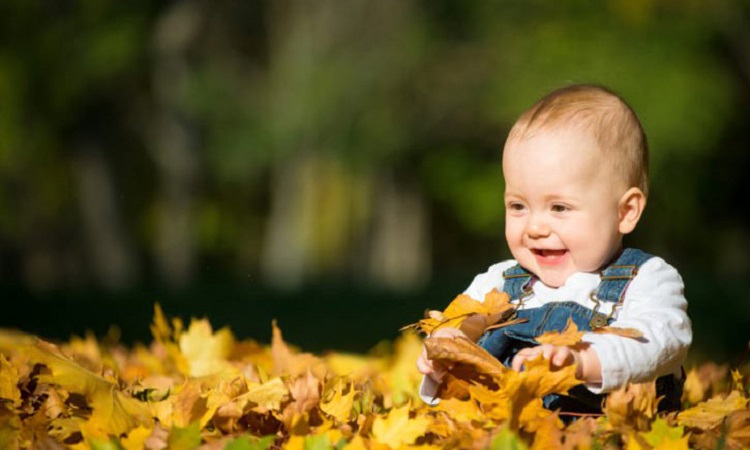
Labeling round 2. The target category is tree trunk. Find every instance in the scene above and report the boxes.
[149,0,203,288]
[367,175,430,290]
[73,140,137,289]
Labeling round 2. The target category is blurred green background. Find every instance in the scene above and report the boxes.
[1,0,748,363]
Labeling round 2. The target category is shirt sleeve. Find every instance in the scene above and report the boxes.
[463,260,517,301]
[581,257,692,393]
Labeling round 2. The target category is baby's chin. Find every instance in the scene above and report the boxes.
[534,265,580,288]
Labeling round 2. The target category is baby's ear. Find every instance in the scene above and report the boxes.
[618,187,646,234]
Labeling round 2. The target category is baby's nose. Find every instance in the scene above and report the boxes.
[526,221,551,238]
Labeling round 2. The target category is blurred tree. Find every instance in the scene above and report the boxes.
[0,0,747,295]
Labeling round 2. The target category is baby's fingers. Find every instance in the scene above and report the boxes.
[550,348,575,368]
[511,346,541,372]
[416,353,434,375]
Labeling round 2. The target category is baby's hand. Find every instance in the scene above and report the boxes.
[511,344,580,375]
[416,327,467,382]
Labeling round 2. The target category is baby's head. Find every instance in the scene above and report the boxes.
[502,84,649,287]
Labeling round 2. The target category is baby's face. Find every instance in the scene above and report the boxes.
[502,126,627,287]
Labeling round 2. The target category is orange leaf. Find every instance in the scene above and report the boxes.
[535,319,584,346]
[409,290,515,337]
[604,381,658,431]
[593,326,644,339]
[424,335,507,380]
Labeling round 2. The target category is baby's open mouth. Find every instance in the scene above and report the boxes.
[532,249,567,257]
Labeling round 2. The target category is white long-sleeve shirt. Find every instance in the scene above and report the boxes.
[420,256,692,402]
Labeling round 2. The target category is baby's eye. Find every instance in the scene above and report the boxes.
[551,204,569,213]
[507,202,526,211]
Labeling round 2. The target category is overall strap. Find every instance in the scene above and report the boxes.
[595,248,654,304]
[502,264,537,300]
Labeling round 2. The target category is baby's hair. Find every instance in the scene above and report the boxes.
[506,84,649,196]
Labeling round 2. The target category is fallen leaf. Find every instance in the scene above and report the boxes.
[0,354,21,408]
[411,290,515,337]
[320,378,355,423]
[371,403,430,448]
[678,389,748,430]
[178,319,236,378]
[593,327,644,339]
[641,417,687,449]
[28,340,151,436]
[424,335,506,379]
[535,319,584,346]
[604,381,659,431]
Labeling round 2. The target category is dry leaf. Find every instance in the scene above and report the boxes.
[371,403,430,448]
[604,381,658,431]
[178,319,236,378]
[0,354,21,408]
[593,326,644,339]
[424,335,506,379]
[320,377,355,423]
[535,319,584,346]
[678,390,748,430]
[27,340,151,436]
[409,289,515,338]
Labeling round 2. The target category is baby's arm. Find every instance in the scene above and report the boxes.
[579,257,691,392]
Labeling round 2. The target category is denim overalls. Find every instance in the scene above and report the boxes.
[477,248,683,414]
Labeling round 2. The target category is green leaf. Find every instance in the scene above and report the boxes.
[642,417,685,447]
[89,437,125,450]
[490,426,529,450]
[168,421,202,450]
[224,435,275,450]
[304,434,331,450]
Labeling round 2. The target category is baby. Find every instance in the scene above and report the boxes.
[417,84,692,413]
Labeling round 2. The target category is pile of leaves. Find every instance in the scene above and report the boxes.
[0,294,748,450]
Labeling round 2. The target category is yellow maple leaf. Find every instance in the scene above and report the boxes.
[502,354,582,399]
[371,403,430,449]
[178,319,236,378]
[342,434,368,450]
[499,355,581,430]
[169,380,205,428]
[120,425,154,450]
[245,377,289,411]
[678,389,749,430]
[529,412,563,450]
[0,354,21,408]
[434,397,485,424]
[682,369,706,405]
[320,377,356,423]
[604,381,659,431]
[640,417,689,450]
[27,340,151,436]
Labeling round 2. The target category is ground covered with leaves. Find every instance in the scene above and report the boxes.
[0,298,749,450]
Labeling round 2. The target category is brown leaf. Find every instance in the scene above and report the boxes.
[604,381,658,431]
[288,370,321,415]
[424,336,506,379]
[592,326,644,339]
